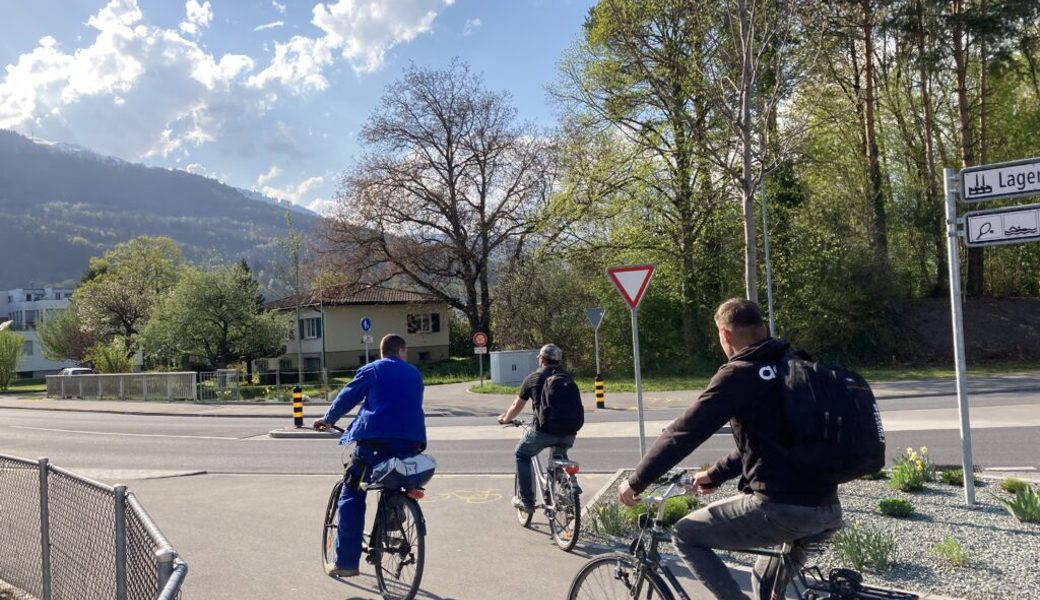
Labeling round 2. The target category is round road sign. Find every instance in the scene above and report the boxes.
[472,332,488,347]
[361,317,372,332]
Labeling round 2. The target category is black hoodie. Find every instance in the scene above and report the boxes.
[628,337,839,507]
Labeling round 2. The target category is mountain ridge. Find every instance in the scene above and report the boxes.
[0,129,320,293]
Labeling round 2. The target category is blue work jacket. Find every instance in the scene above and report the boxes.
[323,355,426,445]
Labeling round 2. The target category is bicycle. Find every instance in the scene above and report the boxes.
[320,426,430,600]
[505,418,582,551]
[567,469,919,600]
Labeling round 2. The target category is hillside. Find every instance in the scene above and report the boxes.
[0,130,319,292]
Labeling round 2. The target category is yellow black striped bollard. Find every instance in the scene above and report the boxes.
[595,376,605,409]
[292,386,304,428]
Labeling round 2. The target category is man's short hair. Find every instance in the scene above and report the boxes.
[714,298,765,332]
[381,334,407,357]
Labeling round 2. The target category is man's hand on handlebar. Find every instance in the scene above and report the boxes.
[312,418,331,431]
[617,480,639,507]
[693,469,716,495]
[496,413,510,425]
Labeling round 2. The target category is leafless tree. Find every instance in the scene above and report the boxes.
[324,60,556,343]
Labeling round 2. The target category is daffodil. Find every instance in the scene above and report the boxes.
[920,446,928,454]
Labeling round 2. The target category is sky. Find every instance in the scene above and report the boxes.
[0,0,596,214]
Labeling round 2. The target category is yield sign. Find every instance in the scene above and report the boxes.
[608,265,656,309]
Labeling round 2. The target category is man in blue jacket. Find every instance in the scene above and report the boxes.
[313,333,426,578]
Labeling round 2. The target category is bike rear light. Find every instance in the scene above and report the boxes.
[564,465,580,475]
[406,489,425,500]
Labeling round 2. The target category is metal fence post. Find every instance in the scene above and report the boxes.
[38,458,52,600]
[156,548,176,594]
[114,484,128,600]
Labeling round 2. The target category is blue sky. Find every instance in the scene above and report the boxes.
[0,0,595,213]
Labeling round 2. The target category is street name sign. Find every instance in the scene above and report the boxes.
[608,265,656,309]
[964,203,1040,248]
[961,158,1040,203]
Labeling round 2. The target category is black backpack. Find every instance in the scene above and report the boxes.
[535,368,584,435]
[778,352,886,484]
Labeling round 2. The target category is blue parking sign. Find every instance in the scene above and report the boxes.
[361,317,372,332]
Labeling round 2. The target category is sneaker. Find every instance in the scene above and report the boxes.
[511,495,534,512]
[326,566,360,578]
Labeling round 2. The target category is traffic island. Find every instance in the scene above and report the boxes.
[268,427,340,439]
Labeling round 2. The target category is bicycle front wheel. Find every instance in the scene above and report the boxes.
[372,493,425,600]
[321,479,344,572]
[550,473,580,551]
[567,553,674,600]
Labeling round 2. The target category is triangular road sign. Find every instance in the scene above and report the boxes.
[608,265,656,309]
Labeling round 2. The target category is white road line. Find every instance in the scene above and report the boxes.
[10,425,238,441]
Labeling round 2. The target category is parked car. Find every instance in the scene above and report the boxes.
[57,367,95,376]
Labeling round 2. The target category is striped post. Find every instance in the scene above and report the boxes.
[292,386,304,428]
[595,375,605,409]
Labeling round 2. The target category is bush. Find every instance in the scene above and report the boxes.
[588,501,630,537]
[931,536,967,567]
[939,469,963,486]
[621,494,701,528]
[877,497,914,518]
[1001,478,1030,495]
[831,522,896,571]
[995,486,1040,524]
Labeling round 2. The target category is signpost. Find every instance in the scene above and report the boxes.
[473,332,488,387]
[946,156,1040,505]
[361,317,372,363]
[585,308,606,408]
[607,265,656,456]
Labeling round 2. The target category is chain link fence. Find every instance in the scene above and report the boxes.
[0,454,186,600]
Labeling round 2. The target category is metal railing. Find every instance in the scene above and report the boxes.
[0,455,186,600]
[45,373,197,401]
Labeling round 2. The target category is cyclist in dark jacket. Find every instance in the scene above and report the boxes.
[618,299,842,600]
[314,334,426,578]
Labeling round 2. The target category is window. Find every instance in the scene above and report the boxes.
[279,358,293,371]
[23,340,33,356]
[300,317,322,340]
[406,313,441,334]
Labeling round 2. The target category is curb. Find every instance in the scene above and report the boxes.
[268,427,341,439]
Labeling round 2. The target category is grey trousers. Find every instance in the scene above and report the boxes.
[671,493,842,600]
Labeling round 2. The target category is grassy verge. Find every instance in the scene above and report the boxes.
[0,378,46,394]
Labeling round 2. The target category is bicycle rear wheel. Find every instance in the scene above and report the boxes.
[321,479,343,572]
[550,472,580,551]
[567,553,674,600]
[372,493,425,600]
[514,474,533,526]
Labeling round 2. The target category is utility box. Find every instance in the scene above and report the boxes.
[490,349,539,386]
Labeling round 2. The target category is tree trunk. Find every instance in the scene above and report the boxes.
[952,0,983,296]
[862,0,888,264]
[917,0,947,296]
[740,0,759,303]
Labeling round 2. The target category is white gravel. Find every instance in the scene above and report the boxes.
[586,474,1040,600]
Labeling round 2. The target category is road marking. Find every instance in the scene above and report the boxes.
[10,425,238,440]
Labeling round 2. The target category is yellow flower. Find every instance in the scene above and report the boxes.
[910,452,918,460]
[916,460,924,470]
[906,447,914,455]
[920,446,928,454]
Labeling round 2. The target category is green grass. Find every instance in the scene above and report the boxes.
[0,378,46,394]
[858,361,1039,381]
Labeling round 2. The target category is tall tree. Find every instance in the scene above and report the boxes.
[36,304,100,364]
[75,236,184,351]
[324,60,555,343]
[141,264,289,370]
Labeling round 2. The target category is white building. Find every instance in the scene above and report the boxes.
[0,287,77,377]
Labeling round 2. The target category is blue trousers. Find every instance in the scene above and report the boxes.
[514,428,575,507]
[336,439,421,570]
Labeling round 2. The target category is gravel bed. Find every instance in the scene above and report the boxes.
[584,473,1040,600]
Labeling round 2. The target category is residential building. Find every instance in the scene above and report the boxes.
[0,287,77,377]
[262,285,451,374]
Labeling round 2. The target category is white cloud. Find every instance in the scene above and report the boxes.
[463,17,481,36]
[179,0,213,37]
[254,21,285,32]
[312,0,453,73]
[306,196,337,215]
[257,165,325,205]
[272,1,287,15]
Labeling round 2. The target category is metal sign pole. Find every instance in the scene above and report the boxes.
[479,353,484,388]
[944,167,976,506]
[593,327,601,375]
[630,307,647,456]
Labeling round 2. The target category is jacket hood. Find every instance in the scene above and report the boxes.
[729,337,789,363]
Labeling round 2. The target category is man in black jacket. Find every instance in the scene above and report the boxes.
[617,298,842,600]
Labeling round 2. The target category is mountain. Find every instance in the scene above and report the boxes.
[0,130,321,293]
